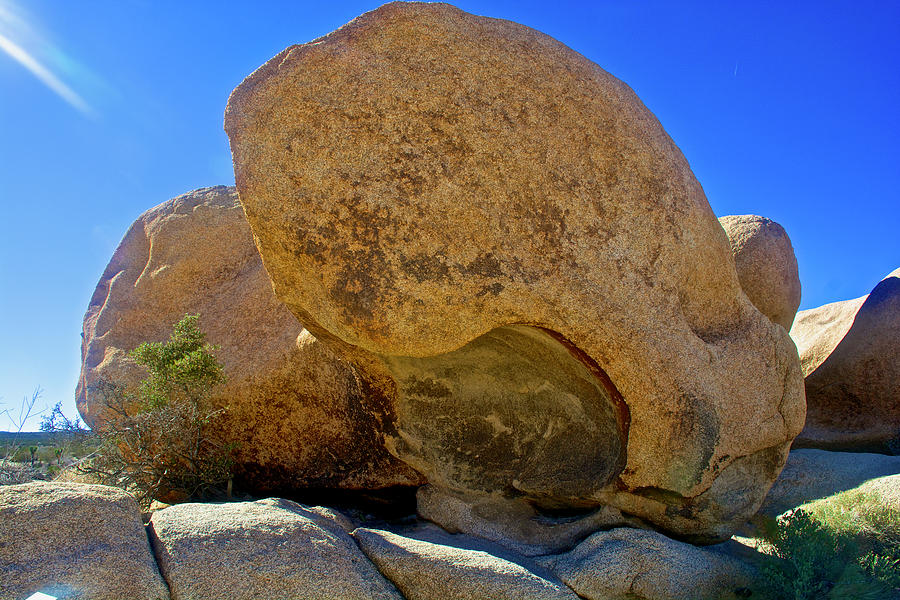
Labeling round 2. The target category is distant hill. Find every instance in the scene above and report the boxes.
[0,431,73,446]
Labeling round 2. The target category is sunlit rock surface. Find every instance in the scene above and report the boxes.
[225,1,804,541]
[791,267,900,452]
[719,214,801,331]
[77,186,423,493]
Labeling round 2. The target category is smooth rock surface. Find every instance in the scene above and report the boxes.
[759,449,900,517]
[77,186,422,492]
[148,498,402,600]
[353,525,578,600]
[226,1,804,542]
[791,267,900,451]
[719,214,801,330]
[0,481,169,600]
[540,527,756,600]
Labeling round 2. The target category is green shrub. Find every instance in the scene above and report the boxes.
[79,315,235,507]
[759,490,900,599]
[759,509,846,598]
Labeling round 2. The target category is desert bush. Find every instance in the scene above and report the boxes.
[40,400,90,459]
[78,314,235,507]
[805,487,900,594]
[759,491,900,599]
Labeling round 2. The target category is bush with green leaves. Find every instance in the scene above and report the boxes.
[80,314,235,507]
[759,492,900,599]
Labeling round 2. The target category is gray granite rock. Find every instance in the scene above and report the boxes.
[417,484,632,556]
[0,481,169,600]
[148,498,401,600]
[540,527,755,600]
[353,524,578,600]
[760,448,900,516]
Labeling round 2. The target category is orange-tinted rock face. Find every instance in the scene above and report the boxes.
[792,268,900,452]
[719,214,802,331]
[225,2,804,541]
[77,186,423,493]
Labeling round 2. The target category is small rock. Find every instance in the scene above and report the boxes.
[719,214,801,330]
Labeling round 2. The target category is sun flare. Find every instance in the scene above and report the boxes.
[0,0,93,115]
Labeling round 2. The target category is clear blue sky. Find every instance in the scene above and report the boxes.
[1,1,897,430]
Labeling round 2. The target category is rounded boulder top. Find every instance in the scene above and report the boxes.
[719,214,802,331]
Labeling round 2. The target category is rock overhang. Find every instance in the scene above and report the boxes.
[224,1,806,542]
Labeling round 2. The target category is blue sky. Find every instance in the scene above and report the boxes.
[1,1,897,430]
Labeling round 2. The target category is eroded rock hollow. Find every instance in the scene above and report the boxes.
[225,1,805,542]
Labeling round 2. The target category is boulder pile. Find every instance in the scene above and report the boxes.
[6,2,897,598]
[1,481,758,600]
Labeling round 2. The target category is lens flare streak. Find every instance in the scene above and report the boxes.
[0,0,94,116]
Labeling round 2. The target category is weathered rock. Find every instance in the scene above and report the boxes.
[353,525,578,600]
[225,1,804,541]
[77,186,422,492]
[719,214,801,330]
[540,527,756,600]
[0,481,169,600]
[759,449,900,517]
[148,498,402,600]
[417,484,634,556]
[791,268,900,451]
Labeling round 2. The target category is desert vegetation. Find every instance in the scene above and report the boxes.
[78,314,235,507]
[2,315,234,508]
[757,489,900,598]
[1,388,94,485]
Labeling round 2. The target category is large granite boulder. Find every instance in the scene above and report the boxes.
[0,482,169,600]
[77,186,422,492]
[790,267,900,452]
[719,214,801,331]
[148,498,403,600]
[225,2,804,542]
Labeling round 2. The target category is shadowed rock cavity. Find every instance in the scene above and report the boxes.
[385,325,628,503]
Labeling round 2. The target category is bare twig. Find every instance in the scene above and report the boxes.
[0,387,45,485]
